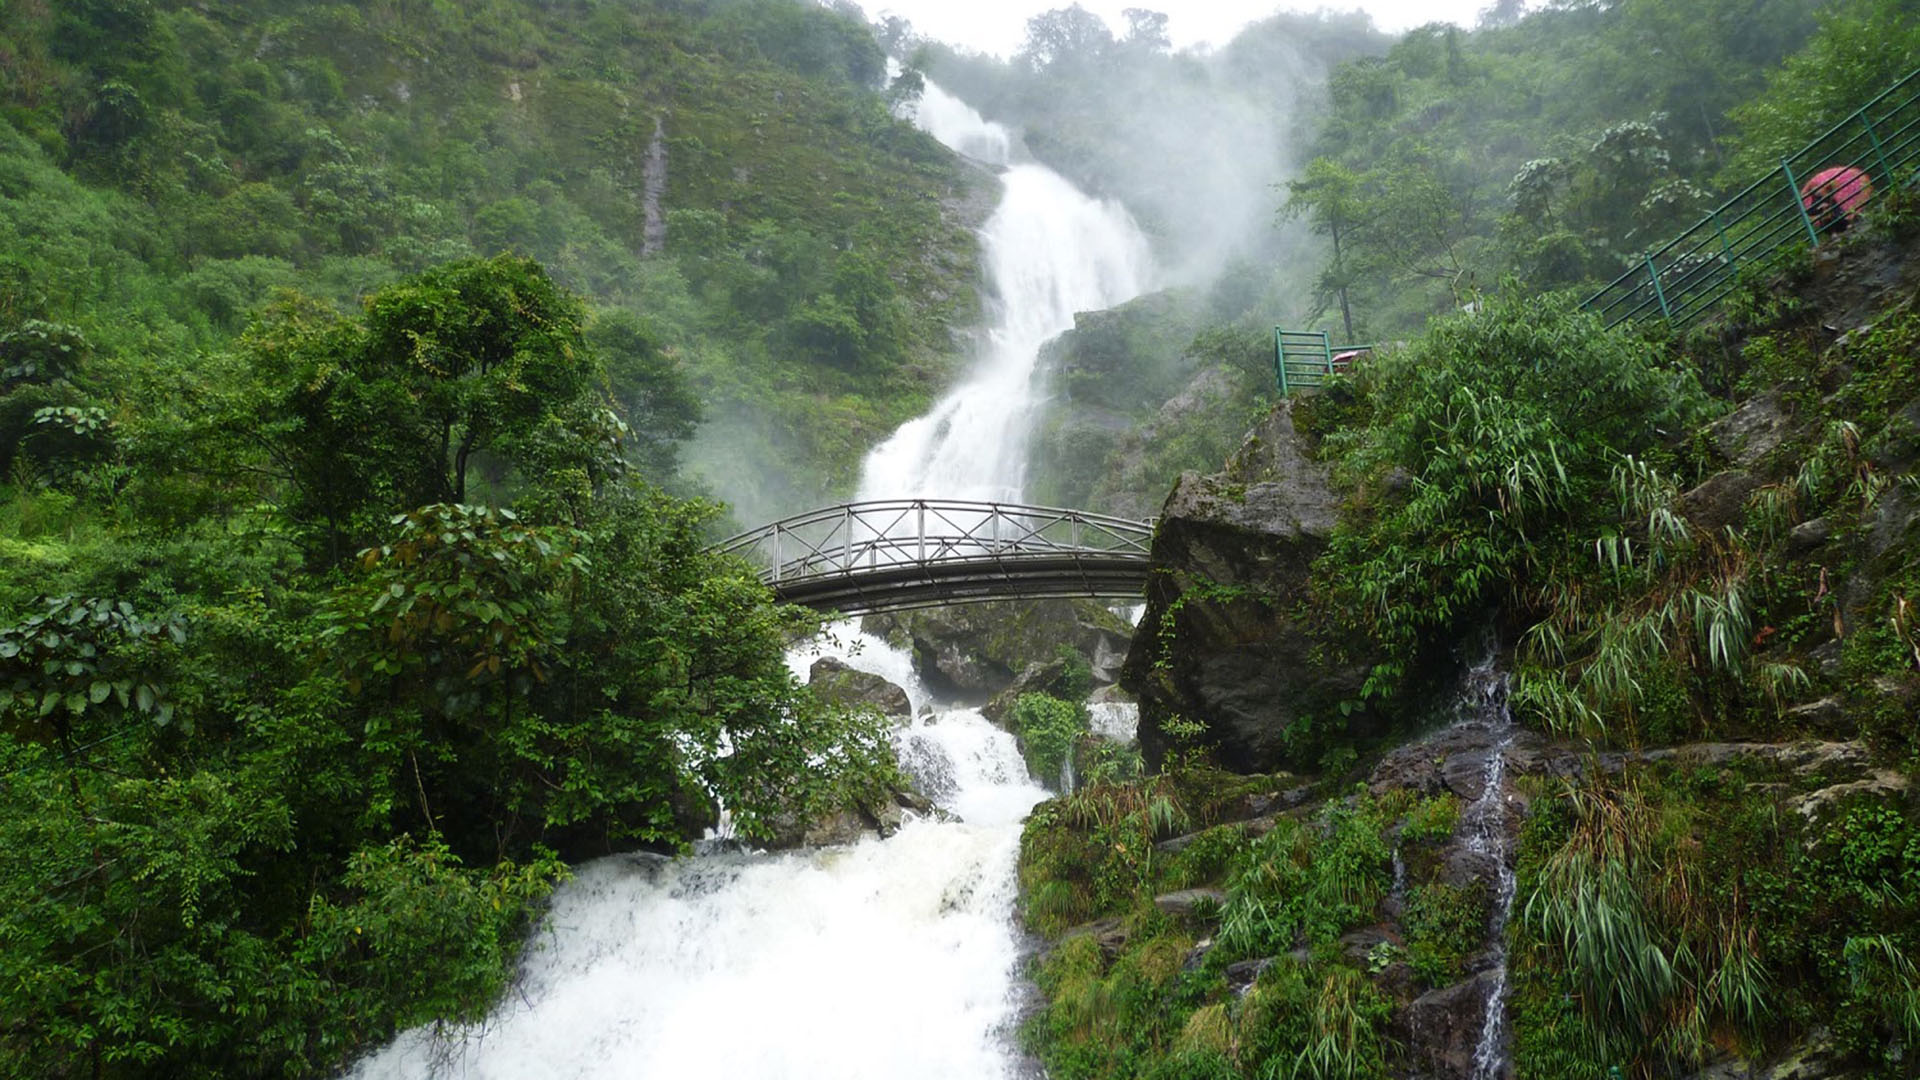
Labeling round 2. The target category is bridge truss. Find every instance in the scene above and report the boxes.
[714,499,1155,616]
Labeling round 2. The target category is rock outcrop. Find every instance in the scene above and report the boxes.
[865,599,1130,702]
[807,658,912,721]
[1120,398,1372,772]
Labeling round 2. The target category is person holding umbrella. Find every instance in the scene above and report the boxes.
[1801,164,1874,235]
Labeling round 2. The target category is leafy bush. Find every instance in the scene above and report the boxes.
[1217,793,1394,959]
[1315,290,1711,699]
[1010,691,1090,788]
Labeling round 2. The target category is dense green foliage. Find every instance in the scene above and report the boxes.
[0,3,975,1061]
[1017,6,1920,1073]
[1009,690,1087,787]
[1020,780,1429,1079]
[1512,761,1920,1078]
[1309,290,1712,700]
[1281,0,1920,338]
[0,256,897,1076]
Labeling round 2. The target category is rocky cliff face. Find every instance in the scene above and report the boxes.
[1120,398,1375,772]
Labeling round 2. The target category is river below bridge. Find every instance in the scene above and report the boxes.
[348,627,1057,1080]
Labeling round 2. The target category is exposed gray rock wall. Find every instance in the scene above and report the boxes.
[1120,398,1373,772]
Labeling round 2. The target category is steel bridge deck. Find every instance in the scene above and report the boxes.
[713,499,1155,616]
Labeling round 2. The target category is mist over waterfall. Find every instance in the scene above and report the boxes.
[858,83,1155,503]
[345,80,1153,1080]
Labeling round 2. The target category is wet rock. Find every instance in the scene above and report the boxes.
[765,787,939,850]
[1371,722,1551,798]
[1123,400,1374,772]
[1337,927,1395,964]
[1060,917,1130,960]
[1683,1030,1848,1080]
[1401,970,1500,1080]
[1711,389,1796,468]
[1809,639,1845,679]
[1182,936,1216,972]
[1153,888,1226,916]
[1786,516,1834,554]
[1679,470,1762,532]
[866,600,1130,701]
[807,658,911,720]
[1782,696,1847,736]
[797,809,869,847]
[1790,769,1912,819]
[1225,957,1273,994]
[1868,396,1920,472]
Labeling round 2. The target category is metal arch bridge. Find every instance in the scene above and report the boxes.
[713,499,1155,616]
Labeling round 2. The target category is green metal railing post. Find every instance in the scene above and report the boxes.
[1318,330,1333,379]
[1781,157,1822,246]
[1645,256,1671,320]
[1713,208,1732,264]
[1274,328,1289,396]
[1861,113,1894,187]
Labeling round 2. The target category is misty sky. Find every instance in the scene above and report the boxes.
[865,1,1491,56]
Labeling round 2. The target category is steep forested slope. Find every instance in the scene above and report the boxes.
[0,0,985,517]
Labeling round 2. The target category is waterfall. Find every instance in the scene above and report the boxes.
[1461,660,1518,1080]
[1086,700,1139,743]
[343,81,1156,1079]
[857,83,1153,503]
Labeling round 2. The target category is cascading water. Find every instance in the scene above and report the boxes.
[1459,659,1519,1080]
[346,81,1155,1080]
[857,83,1153,503]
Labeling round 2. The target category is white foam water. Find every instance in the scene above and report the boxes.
[347,654,1050,1080]
[1461,660,1518,1080]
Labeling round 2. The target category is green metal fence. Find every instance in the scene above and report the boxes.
[1274,329,1372,396]
[1586,67,1920,330]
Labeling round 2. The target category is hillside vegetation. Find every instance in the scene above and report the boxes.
[1012,4,1920,1079]
[0,0,985,518]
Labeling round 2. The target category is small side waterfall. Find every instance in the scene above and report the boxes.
[1461,661,1518,1080]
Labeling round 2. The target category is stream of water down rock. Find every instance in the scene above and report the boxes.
[1461,660,1519,1080]
[345,83,1154,1079]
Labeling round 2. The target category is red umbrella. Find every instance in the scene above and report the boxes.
[1800,165,1873,225]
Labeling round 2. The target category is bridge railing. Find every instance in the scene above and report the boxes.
[1585,67,1920,331]
[714,499,1154,586]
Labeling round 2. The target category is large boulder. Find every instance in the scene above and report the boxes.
[807,658,911,720]
[864,600,1131,703]
[1400,970,1500,1080]
[1120,398,1372,772]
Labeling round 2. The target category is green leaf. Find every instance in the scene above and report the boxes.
[89,681,111,704]
[136,684,156,712]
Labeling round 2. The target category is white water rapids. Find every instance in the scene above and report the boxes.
[347,82,1155,1079]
